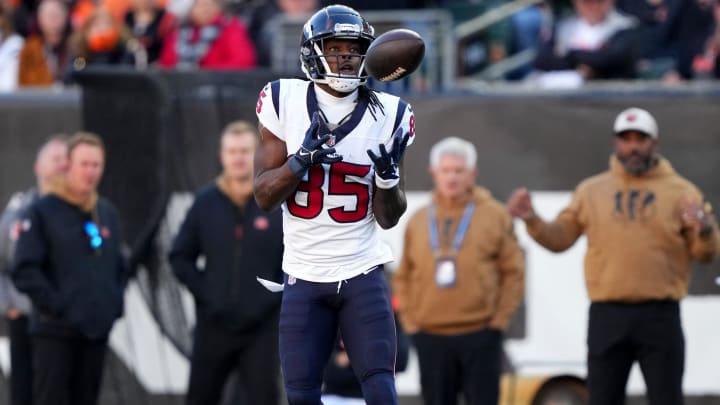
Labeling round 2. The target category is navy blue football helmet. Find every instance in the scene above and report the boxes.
[300,5,375,93]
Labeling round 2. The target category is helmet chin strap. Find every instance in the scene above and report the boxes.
[327,77,361,93]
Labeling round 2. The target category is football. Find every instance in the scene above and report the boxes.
[365,29,425,82]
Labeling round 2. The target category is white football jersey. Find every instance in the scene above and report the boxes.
[256,79,416,282]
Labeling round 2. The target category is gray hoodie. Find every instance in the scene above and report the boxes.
[0,189,36,315]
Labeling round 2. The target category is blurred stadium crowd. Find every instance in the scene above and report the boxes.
[0,0,719,93]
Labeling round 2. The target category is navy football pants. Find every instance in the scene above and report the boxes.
[279,266,398,405]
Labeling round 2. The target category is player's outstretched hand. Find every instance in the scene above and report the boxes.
[367,127,409,189]
[288,112,343,178]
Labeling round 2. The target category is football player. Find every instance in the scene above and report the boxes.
[253,5,415,405]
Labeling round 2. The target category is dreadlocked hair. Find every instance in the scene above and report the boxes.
[359,85,385,121]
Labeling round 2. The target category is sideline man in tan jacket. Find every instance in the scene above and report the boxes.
[394,137,525,405]
[507,107,720,405]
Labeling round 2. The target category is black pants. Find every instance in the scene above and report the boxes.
[588,301,684,405]
[187,315,280,405]
[413,328,502,405]
[8,316,32,405]
[32,335,107,405]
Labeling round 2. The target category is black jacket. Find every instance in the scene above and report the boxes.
[11,194,128,340]
[169,184,283,332]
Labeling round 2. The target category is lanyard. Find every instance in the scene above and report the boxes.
[428,203,475,256]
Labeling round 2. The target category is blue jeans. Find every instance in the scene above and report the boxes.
[508,5,544,80]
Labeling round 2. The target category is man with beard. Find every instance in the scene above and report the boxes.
[506,107,720,405]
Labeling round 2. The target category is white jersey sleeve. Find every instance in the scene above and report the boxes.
[255,80,283,139]
[377,95,416,153]
[399,101,416,148]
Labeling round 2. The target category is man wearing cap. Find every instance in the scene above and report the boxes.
[507,107,720,405]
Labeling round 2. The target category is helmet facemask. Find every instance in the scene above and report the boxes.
[301,38,371,93]
[300,5,375,93]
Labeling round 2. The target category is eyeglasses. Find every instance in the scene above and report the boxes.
[84,221,103,250]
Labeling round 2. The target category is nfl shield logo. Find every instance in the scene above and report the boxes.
[325,135,336,147]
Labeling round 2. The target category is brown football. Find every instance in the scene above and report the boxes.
[365,29,425,82]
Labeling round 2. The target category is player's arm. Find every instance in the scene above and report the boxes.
[372,163,407,229]
[253,125,302,212]
[367,128,410,229]
[254,113,343,212]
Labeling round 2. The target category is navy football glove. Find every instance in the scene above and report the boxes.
[366,127,410,189]
[288,112,343,178]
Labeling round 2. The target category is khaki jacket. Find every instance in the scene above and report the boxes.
[393,186,525,335]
